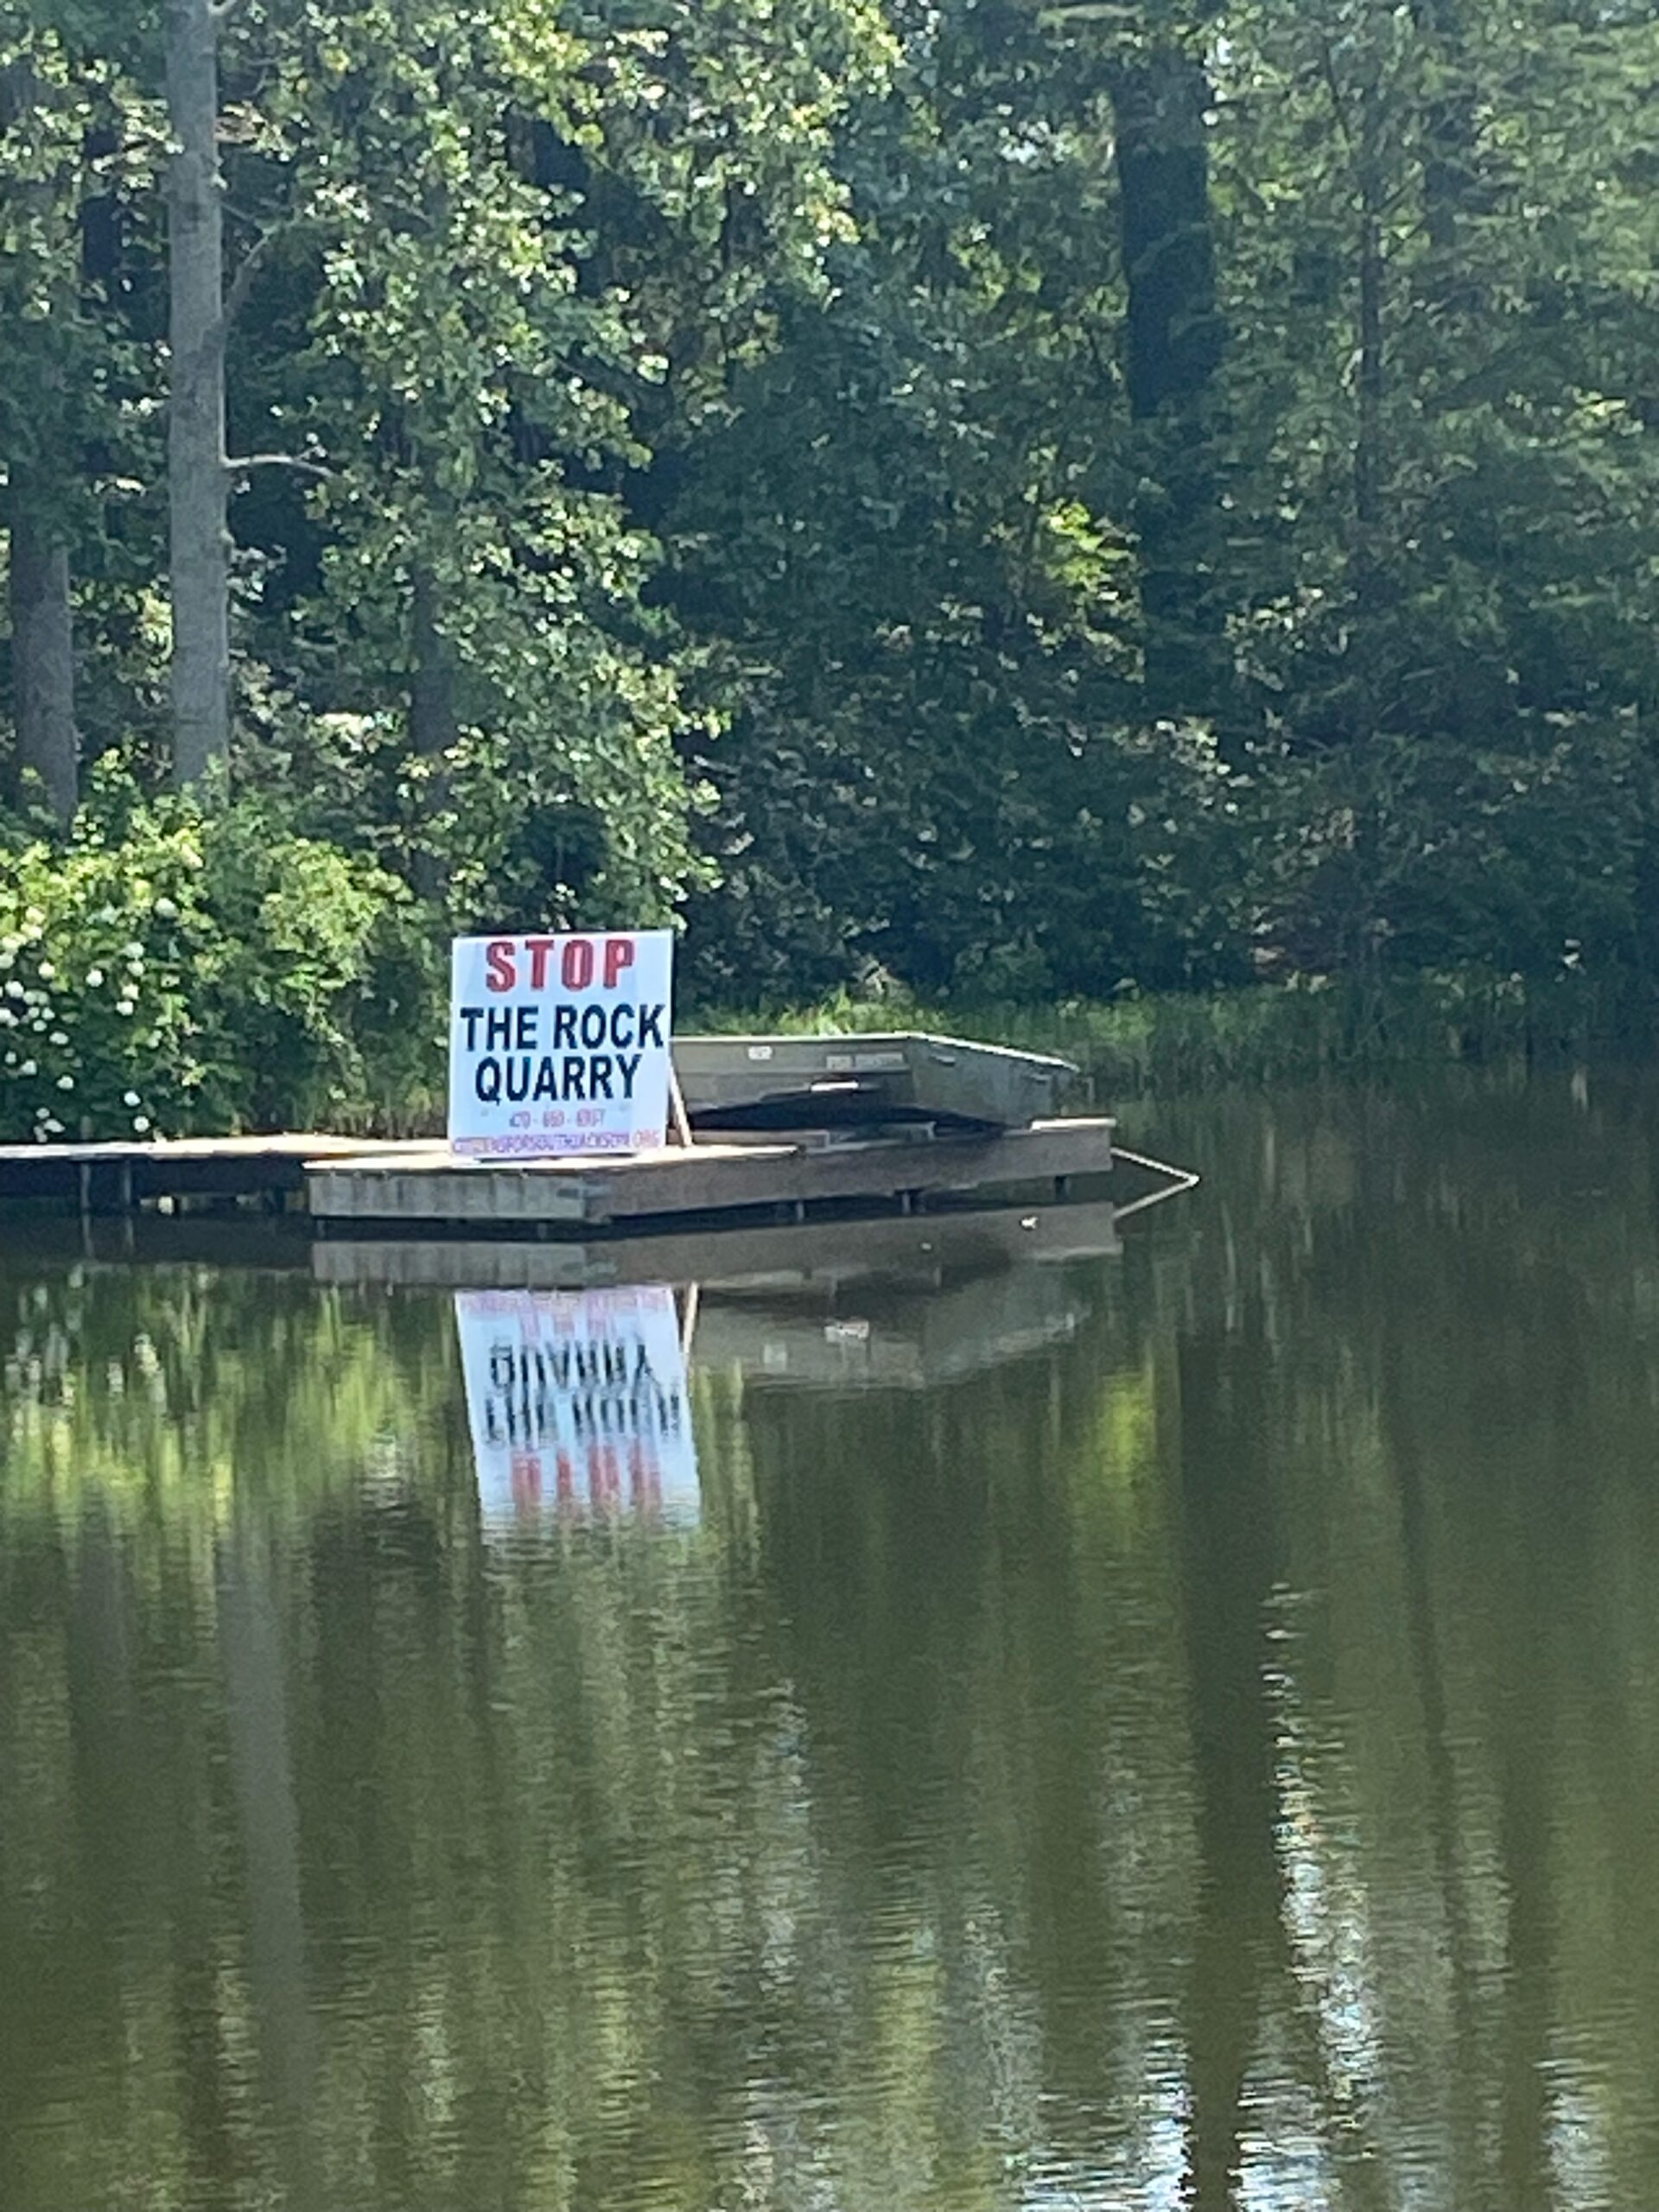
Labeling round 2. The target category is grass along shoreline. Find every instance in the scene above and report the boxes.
[3,966,1643,1147]
[690,968,1654,1099]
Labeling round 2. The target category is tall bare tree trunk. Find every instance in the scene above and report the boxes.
[1414,0,1478,267]
[409,563,459,762]
[1,52,79,825]
[1109,45,1228,724]
[8,481,79,825]
[1355,86,1385,591]
[165,0,230,789]
[408,561,457,898]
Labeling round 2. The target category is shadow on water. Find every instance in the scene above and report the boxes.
[7,1066,1659,2207]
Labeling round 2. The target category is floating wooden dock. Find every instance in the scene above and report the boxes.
[0,1120,1118,1235]
[305,1118,1116,1232]
[0,1132,404,1211]
[0,1014,1159,1242]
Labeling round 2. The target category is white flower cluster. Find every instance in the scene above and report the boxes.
[0,915,159,1139]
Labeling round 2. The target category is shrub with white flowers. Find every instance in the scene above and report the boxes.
[0,780,436,1140]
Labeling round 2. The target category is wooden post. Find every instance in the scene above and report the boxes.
[668,1063,693,1149]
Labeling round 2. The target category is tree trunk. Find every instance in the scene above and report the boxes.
[1414,0,1479,268]
[1109,46,1228,723]
[408,563,457,897]
[1,52,79,824]
[410,564,459,761]
[165,0,230,789]
[1355,87,1385,587]
[8,482,79,825]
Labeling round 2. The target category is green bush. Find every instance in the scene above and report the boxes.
[0,783,443,1141]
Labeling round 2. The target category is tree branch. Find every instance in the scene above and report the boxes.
[225,452,333,481]
[223,223,280,333]
[1314,35,1356,155]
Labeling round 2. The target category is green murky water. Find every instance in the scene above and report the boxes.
[5,1067,1659,2211]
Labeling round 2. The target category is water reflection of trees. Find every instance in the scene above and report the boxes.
[6,1071,1659,2212]
[1144,1070,1659,2209]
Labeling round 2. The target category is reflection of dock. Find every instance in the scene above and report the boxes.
[694,1207,1120,1391]
[324,1205,1122,1393]
[693,1267,1098,1391]
[0,1213,318,1274]
[310,1200,1122,1293]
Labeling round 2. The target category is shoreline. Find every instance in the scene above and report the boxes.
[690,968,1655,1097]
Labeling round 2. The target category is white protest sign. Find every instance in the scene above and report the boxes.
[454,1287,699,1524]
[448,930,673,1158]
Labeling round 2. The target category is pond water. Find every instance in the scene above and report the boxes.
[4,1066,1659,2212]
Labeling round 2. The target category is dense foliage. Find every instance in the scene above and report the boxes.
[3,0,1659,1128]
[0,777,434,1136]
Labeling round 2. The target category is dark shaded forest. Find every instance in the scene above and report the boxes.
[4,0,1659,1133]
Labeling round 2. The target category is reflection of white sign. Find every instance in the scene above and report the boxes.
[454,1287,698,1523]
[448,931,674,1158]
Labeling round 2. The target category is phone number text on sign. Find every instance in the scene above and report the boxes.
[448,930,674,1159]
